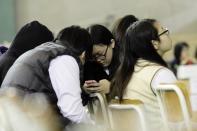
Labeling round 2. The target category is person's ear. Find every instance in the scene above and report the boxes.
[152,40,159,50]
[110,39,115,48]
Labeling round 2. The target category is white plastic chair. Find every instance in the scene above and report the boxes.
[177,65,197,112]
[88,93,110,129]
[108,99,147,131]
[154,83,192,131]
[177,65,197,80]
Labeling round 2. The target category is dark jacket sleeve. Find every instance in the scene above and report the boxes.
[82,61,109,106]
[83,61,109,82]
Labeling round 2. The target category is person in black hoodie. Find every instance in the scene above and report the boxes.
[0,21,54,85]
[83,24,117,94]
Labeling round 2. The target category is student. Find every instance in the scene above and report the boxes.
[1,26,93,127]
[170,42,194,75]
[83,24,117,94]
[0,21,54,85]
[195,47,197,61]
[83,17,138,94]
[110,19,177,130]
[112,15,138,71]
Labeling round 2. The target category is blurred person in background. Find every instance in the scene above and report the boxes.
[0,21,54,85]
[0,45,8,56]
[170,42,195,75]
[0,87,62,131]
[195,46,197,61]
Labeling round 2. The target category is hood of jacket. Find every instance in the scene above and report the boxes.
[7,21,54,57]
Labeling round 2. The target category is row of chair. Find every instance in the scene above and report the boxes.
[87,81,195,131]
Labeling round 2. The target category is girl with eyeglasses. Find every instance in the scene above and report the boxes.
[110,19,176,130]
[83,24,117,96]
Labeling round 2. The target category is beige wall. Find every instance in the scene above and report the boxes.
[15,0,197,60]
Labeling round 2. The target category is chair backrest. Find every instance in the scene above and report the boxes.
[108,99,147,131]
[154,81,192,131]
[177,65,197,80]
[87,93,110,129]
[177,65,197,112]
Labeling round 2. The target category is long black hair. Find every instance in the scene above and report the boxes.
[86,24,118,78]
[110,19,168,102]
[112,15,138,45]
[86,24,114,59]
[112,15,138,70]
[174,42,189,65]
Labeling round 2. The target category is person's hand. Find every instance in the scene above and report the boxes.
[83,79,110,94]
[83,80,100,94]
[98,79,110,94]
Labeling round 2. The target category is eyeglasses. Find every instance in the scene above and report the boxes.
[158,29,169,36]
[92,45,109,61]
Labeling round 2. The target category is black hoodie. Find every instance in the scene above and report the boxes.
[0,21,54,85]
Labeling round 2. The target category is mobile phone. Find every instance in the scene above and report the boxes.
[85,80,99,87]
